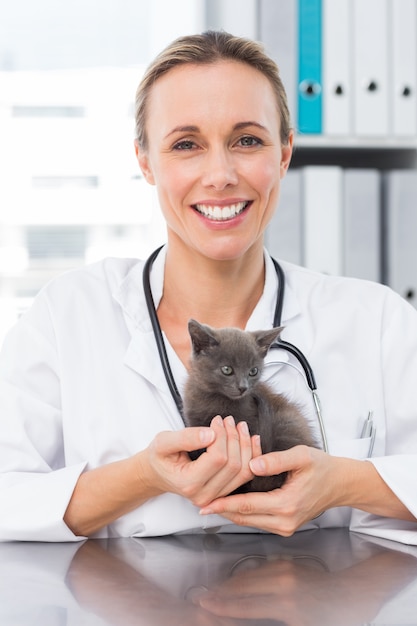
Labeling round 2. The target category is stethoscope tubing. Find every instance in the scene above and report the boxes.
[143,246,184,414]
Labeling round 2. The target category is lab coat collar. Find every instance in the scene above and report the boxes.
[246,251,301,330]
[112,246,166,332]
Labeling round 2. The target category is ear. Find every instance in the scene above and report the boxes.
[188,319,219,355]
[134,139,155,185]
[279,131,294,179]
[253,326,284,357]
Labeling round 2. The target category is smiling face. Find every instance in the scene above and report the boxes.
[136,60,293,262]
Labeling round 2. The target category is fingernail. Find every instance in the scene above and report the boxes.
[211,415,223,427]
[250,457,265,473]
[200,429,215,445]
[238,420,249,435]
[199,507,214,515]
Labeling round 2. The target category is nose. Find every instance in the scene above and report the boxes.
[238,381,248,395]
[200,147,239,190]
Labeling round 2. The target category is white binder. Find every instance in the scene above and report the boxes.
[343,169,381,282]
[302,166,343,276]
[391,0,417,136]
[352,0,389,136]
[259,0,298,130]
[322,0,352,136]
[265,169,303,265]
[385,170,417,308]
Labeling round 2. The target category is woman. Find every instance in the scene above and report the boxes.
[0,31,416,542]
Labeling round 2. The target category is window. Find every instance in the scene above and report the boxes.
[0,0,205,344]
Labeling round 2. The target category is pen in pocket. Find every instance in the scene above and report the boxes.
[361,411,376,456]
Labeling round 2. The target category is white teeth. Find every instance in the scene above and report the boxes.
[194,201,248,221]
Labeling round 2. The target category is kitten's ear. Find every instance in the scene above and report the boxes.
[254,326,284,357]
[188,319,219,355]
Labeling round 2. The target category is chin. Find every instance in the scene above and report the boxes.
[194,237,259,263]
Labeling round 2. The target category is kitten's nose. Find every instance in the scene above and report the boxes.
[238,384,248,394]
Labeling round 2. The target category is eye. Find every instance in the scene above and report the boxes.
[249,367,258,377]
[172,139,197,151]
[221,365,233,376]
[236,135,263,148]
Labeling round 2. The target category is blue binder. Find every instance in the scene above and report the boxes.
[298,0,322,134]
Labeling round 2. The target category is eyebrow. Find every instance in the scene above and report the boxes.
[164,121,268,139]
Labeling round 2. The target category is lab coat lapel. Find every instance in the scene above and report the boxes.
[112,247,176,401]
[123,328,168,392]
[277,260,316,366]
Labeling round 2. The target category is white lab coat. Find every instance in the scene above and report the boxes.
[1,247,417,543]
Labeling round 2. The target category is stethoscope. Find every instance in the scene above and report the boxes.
[143,246,329,453]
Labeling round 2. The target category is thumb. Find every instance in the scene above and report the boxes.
[157,427,215,455]
[249,447,299,476]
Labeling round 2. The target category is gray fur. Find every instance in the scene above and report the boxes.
[183,319,318,492]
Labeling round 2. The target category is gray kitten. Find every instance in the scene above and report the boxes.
[183,319,318,492]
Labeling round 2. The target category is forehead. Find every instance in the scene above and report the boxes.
[146,60,279,133]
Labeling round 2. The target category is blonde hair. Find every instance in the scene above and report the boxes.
[135,30,292,151]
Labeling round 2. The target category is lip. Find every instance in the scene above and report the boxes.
[192,200,251,223]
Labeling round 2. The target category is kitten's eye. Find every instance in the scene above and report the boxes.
[221,365,233,376]
[249,367,258,377]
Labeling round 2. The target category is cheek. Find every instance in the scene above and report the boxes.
[154,159,197,204]
[245,156,280,198]
[253,161,281,219]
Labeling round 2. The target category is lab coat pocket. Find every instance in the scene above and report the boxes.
[329,437,373,460]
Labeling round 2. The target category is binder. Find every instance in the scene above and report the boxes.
[297,0,322,134]
[302,166,343,275]
[265,168,303,265]
[259,0,298,130]
[322,0,351,136]
[385,171,417,308]
[343,169,381,282]
[352,0,389,136]
[391,0,417,137]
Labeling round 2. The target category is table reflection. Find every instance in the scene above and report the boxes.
[1,529,417,625]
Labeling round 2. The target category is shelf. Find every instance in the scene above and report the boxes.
[291,137,417,170]
[294,135,417,150]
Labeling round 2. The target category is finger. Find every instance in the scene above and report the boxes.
[199,492,291,534]
[193,417,252,503]
[221,417,254,486]
[200,490,271,517]
[237,421,253,461]
[237,421,256,479]
[154,426,215,456]
[200,416,241,481]
[190,415,228,475]
[249,445,310,477]
[224,415,242,459]
[250,434,262,458]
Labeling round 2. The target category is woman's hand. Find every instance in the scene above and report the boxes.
[199,445,334,534]
[64,415,260,537]
[199,444,417,534]
[138,415,262,508]
[199,446,344,535]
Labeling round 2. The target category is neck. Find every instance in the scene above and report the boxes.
[160,237,265,329]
